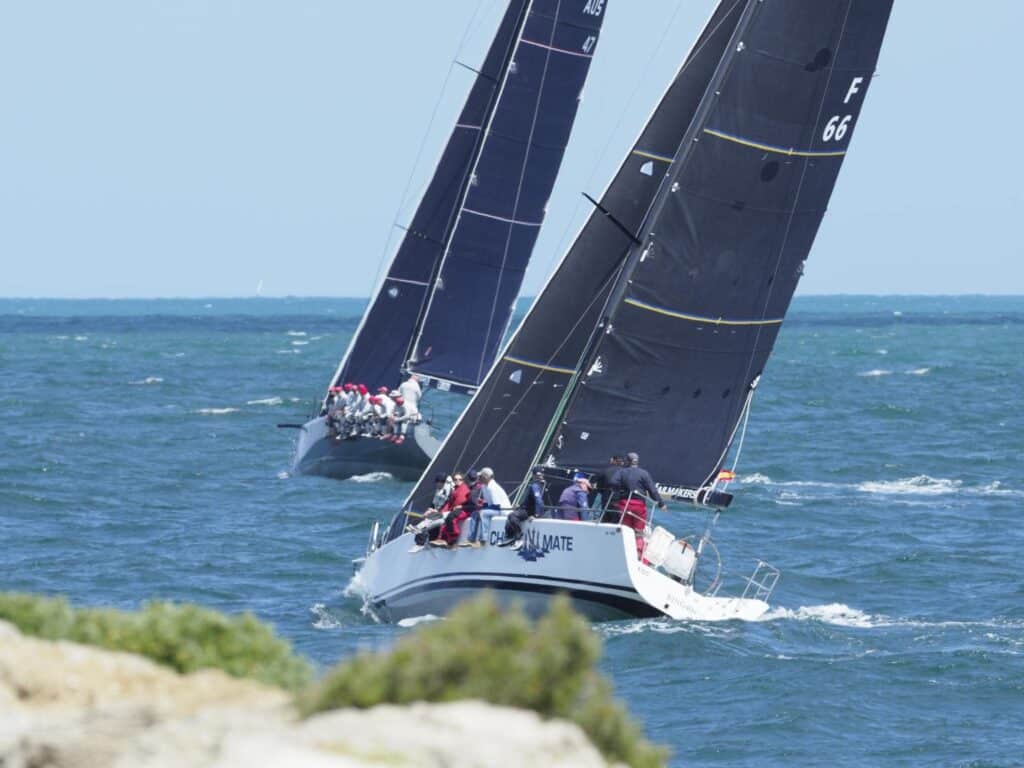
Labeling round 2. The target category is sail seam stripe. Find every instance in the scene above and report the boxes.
[703,127,847,157]
[455,123,483,130]
[623,298,783,326]
[386,277,431,287]
[463,207,544,227]
[520,37,594,58]
[632,149,674,163]
[503,355,576,375]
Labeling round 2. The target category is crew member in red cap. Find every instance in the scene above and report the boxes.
[387,395,411,444]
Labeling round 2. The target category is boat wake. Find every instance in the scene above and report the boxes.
[397,615,441,628]
[310,602,342,630]
[740,473,1020,498]
[246,396,283,406]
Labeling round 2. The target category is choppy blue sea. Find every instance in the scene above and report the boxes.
[2,295,1022,766]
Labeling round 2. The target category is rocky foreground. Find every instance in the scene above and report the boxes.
[0,620,611,767]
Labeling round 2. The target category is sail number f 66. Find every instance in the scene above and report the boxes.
[822,76,866,142]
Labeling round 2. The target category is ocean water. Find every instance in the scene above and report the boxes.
[2,295,1022,767]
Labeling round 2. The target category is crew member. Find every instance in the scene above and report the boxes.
[398,374,422,420]
[590,455,622,513]
[555,473,590,521]
[606,452,666,558]
[435,472,472,547]
[468,467,510,546]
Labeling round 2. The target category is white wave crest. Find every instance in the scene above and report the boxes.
[195,407,240,415]
[858,369,892,377]
[760,603,884,628]
[397,615,441,628]
[276,471,290,480]
[286,331,307,337]
[857,475,961,496]
[246,396,283,406]
[291,340,309,346]
[740,473,772,485]
[905,367,931,376]
[74,335,88,341]
[348,471,394,483]
[310,603,341,630]
[276,349,300,355]
[130,376,163,385]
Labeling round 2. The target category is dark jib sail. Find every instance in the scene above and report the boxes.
[389,0,891,538]
[407,0,608,393]
[328,1,530,394]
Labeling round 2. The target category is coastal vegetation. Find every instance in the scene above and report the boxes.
[0,591,666,767]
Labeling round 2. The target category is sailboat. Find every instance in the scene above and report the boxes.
[289,1,608,481]
[352,0,894,621]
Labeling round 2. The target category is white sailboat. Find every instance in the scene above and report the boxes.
[351,0,894,621]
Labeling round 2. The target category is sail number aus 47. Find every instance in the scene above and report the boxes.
[822,76,865,142]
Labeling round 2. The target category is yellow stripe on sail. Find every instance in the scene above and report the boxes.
[503,355,576,375]
[624,298,784,327]
[703,128,847,158]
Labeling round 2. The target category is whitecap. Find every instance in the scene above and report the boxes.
[348,471,394,483]
[130,376,164,385]
[204,303,213,309]
[286,331,307,337]
[310,603,342,630]
[194,407,240,415]
[740,472,772,485]
[397,615,441,628]
[876,348,888,355]
[905,367,931,376]
[276,349,300,355]
[54,335,69,340]
[857,475,961,496]
[760,602,884,628]
[977,481,1024,498]
[246,396,283,406]
[291,340,309,346]
[276,471,290,480]
[74,335,88,341]
[858,369,892,377]
[893,310,903,317]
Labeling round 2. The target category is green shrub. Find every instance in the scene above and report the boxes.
[301,593,668,768]
[0,592,311,691]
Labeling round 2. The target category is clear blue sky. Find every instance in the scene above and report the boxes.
[2,1,1020,298]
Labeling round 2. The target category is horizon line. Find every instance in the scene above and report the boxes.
[2,292,1023,301]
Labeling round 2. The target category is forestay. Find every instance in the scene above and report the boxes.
[407,0,608,393]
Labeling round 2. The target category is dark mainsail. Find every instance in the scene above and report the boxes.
[407,0,609,392]
[330,0,607,398]
[390,0,892,536]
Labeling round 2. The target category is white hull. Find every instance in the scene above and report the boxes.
[352,518,769,623]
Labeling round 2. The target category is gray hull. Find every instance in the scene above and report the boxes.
[292,417,440,482]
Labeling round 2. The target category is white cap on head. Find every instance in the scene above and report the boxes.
[479,467,494,478]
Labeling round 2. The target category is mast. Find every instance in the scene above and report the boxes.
[405,0,609,394]
[325,1,532,399]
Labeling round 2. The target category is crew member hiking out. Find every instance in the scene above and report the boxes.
[468,467,510,546]
[434,472,472,547]
[604,452,666,559]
